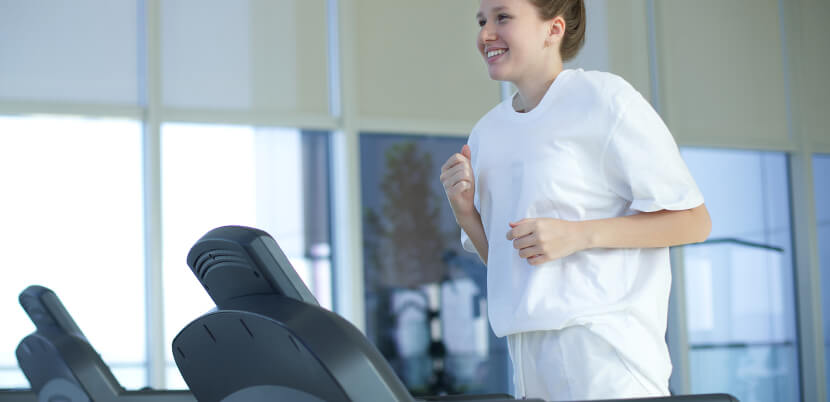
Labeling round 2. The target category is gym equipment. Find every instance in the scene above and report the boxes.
[0,390,34,402]
[13,285,195,402]
[172,225,738,402]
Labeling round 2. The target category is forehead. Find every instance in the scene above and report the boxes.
[477,0,531,16]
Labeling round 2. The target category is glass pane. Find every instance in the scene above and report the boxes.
[360,134,509,396]
[161,123,332,388]
[0,115,146,388]
[0,368,27,389]
[110,365,147,390]
[0,1,139,104]
[814,154,830,401]
[161,0,329,114]
[679,149,799,402]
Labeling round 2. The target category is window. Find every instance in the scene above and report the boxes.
[677,149,799,402]
[0,1,139,104]
[359,134,509,396]
[160,0,329,114]
[0,115,146,388]
[813,154,830,400]
[160,123,332,388]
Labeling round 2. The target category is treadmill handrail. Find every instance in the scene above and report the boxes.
[19,285,86,340]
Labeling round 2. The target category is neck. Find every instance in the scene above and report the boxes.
[512,62,564,113]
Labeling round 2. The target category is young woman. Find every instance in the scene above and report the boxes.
[439,0,711,400]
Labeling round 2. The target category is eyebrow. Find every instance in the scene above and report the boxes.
[476,6,508,20]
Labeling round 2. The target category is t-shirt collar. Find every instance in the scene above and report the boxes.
[503,69,576,121]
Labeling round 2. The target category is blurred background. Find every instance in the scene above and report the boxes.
[0,1,827,402]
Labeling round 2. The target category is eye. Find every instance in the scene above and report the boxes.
[477,18,486,27]
[497,13,510,23]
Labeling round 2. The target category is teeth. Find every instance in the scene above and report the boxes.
[487,49,506,58]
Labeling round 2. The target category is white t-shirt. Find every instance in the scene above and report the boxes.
[461,68,703,390]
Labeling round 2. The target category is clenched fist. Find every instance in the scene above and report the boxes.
[440,145,476,220]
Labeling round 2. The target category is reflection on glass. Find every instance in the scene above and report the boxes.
[360,134,508,396]
[684,240,798,402]
[0,115,146,389]
[677,149,799,402]
[161,123,332,388]
[813,154,830,401]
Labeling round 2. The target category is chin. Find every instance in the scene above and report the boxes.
[487,66,509,81]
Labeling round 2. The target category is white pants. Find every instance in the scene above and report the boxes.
[507,325,666,401]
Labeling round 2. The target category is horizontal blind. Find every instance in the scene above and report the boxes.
[0,0,139,105]
[656,0,790,149]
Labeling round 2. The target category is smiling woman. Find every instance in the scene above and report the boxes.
[442,0,711,400]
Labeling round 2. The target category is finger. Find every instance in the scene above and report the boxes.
[506,219,536,240]
[441,153,468,172]
[449,180,472,195]
[527,254,552,266]
[441,165,473,190]
[447,167,473,186]
[518,245,543,259]
[512,233,536,250]
[509,218,532,228]
[440,155,460,173]
[461,144,471,160]
[440,158,467,182]
[441,168,472,193]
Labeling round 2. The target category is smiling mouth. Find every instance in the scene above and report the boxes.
[486,49,507,59]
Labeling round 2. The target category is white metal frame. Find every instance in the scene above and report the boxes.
[777,0,827,400]
[0,1,825,399]
[330,0,366,333]
[140,0,166,388]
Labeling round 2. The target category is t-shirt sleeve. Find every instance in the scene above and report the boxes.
[602,93,704,212]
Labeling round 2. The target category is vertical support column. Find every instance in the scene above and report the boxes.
[647,0,691,394]
[790,152,825,402]
[668,247,691,395]
[140,0,166,389]
[329,0,366,331]
[778,1,826,400]
[302,131,334,309]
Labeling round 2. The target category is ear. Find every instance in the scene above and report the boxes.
[545,15,566,47]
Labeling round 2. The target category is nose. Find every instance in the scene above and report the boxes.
[478,22,497,45]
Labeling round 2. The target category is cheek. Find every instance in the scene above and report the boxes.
[476,34,486,53]
[507,40,529,61]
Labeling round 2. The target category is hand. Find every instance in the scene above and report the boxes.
[440,145,476,219]
[506,218,587,265]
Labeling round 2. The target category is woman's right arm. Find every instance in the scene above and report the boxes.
[458,212,489,265]
[440,145,489,264]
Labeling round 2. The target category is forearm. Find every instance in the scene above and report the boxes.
[458,212,489,265]
[581,204,711,249]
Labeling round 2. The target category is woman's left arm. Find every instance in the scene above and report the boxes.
[507,204,711,266]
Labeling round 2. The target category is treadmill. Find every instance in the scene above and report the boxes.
[12,285,195,402]
[172,225,738,402]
